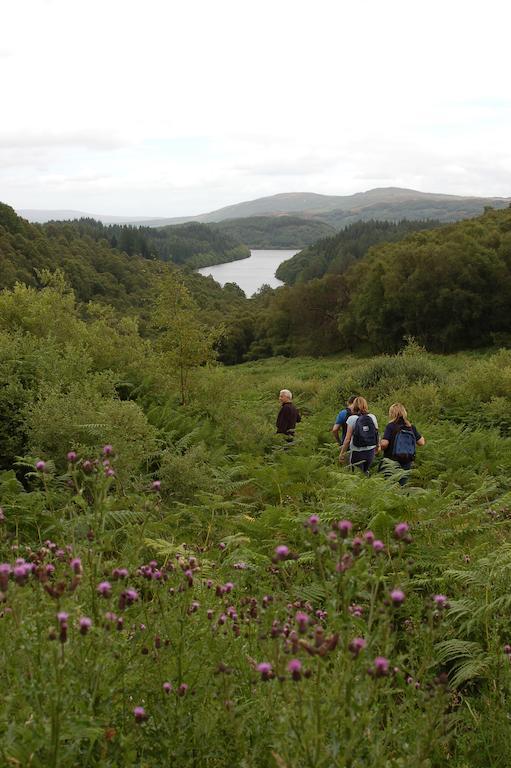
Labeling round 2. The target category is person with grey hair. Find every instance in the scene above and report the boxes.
[276,389,301,439]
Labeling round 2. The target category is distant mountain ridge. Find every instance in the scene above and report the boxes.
[18,187,511,230]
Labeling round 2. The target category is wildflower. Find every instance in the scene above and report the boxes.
[57,611,69,624]
[70,558,82,575]
[224,582,234,593]
[105,468,115,478]
[163,682,172,694]
[288,658,302,681]
[0,564,11,591]
[178,683,189,696]
[372,656,389,677]
[112,567,129,580]
[390,589,405,605]
[13,563,31,585]
[307,514,319,533]
[433,594,448,608]
[275,544,290,560]
[97,581,112,597]
[206,579,213,589]
[394,522,410,540]
[189,601,200,613]
[207,609,213,620]
[35,460,46,472]
[351,536,363,555]
[133,706,146,723]
[363,530,375,544]
[82,460,94,474]
[67,451,77,463]
[338,519,353,537]
[218,542,226,551]
[504,644,511,655]
[79,617,92,635]
[103,445,114,456]
[152,480,161,491]
[233,562,248,570]
[295,611,309,633]
[349,637,367,657]
[119,588,139,609]
[257,662,273,680]
[372,540,385,553]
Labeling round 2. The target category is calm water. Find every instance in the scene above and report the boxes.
[197,249,298,296]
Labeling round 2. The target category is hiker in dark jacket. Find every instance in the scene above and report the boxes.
[379,403,425,485]
[332,395,357,446]
[276,389,301,439]
[339,396,379,475]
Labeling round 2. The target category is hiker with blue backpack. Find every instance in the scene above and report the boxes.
[339,396,379,475]
[332,395,357,447]
[379,403,426,485]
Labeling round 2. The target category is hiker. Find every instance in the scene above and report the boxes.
[332,396,357,447]
[379,403,425,485]
[276,389,301,440]
[339,396,379,475]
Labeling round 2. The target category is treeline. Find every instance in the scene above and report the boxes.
[214,215,335,249]
[44,217,249,267]
[276,219,442,284]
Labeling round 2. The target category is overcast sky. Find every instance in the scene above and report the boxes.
[1,0,510,216]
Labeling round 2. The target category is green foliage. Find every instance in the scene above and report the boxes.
[214,215,336,248]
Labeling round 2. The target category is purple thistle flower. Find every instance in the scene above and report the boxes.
[112,567,129,579]
[79,617,92,635]
[97,581,112,597]
[349,603,364,617]
[152,480,161,491]
[67,451,77,463]
[433,594,448,608]
[257,662,273,681]
[133,706,146,723]
[349,637,367,657]
[13,563,31,585]
[233,562,247,570]
[35,460,46,472]
[351,536,363,554]
[394,522,410,540]
[105,468,115,478]
[363,530,375,544]
[102,445,114,456]
[45,563,55,575]
[504,644,511,655]
[338,519,353,537]
[57,611,69,624]
[0,563,11,591]
[163,682,172,694]
[390,589,406,605]
[70,558,82,575]
[275,545,290,560]
[295,611,310,633]
[224,582,234,593]
[373,656,389,677]
[178,683,189,696]
[218,542,226,550]
[82,460,94,474]
[288,658,302,680]
[372,539,385,553]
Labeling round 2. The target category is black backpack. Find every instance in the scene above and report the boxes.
[392,426,416,464]
[352,414,378,449]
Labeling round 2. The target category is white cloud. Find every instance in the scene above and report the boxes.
[1,0,510,213]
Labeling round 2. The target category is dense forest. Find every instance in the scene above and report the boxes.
[276,219,442,284]
[214,215,336,248]
[3,203,511,362]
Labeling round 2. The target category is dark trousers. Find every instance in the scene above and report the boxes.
[379,458,412,485]
[349,449,376,476]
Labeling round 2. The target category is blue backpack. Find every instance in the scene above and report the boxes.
[352,414,378,448]
[392,426,417,463]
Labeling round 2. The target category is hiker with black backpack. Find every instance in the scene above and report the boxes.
[379,403,425,485]
[339,396,379,476]
[332,395,357,447]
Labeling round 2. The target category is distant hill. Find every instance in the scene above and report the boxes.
[18,209,162,225]
[214,215,336,248]
[19,187,511,234]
